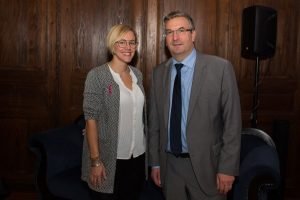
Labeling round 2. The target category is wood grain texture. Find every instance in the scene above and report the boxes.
[0,0,299,197]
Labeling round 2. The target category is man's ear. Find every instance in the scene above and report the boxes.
[192,30,196,42]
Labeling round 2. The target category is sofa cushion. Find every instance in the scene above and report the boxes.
[48,167,91,200]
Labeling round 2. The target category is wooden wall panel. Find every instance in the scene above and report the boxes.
[0,0,57,185]
[58,0,146,124]
[284,1,300,196]
[0,0,299,198]
[144,0,158,94]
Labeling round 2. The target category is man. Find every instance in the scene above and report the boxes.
[148,10,242,200]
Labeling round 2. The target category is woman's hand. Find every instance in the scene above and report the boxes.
[89,163,107,187]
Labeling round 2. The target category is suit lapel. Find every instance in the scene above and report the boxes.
[187,53,207,124]
[163,59,172,129]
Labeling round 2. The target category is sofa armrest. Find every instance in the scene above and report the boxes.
[29,121,88,199]
[231,145,280,200]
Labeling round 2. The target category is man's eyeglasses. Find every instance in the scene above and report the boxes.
[164,27,194,37]
[115,40,138,48]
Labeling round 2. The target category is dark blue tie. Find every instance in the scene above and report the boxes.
[170,63,184,156]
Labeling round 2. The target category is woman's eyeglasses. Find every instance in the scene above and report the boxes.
[115,40,138,48]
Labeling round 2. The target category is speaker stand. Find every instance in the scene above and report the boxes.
[251,56,260,128]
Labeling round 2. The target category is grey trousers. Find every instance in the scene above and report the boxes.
[164,153,226,200]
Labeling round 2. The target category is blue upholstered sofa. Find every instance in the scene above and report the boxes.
[228,128,281,200]
[29,116,280,200]
[29,115,91,200]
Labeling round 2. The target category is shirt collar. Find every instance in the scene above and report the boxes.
[172,48,196,69]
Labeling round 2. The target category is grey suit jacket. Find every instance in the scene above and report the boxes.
[148,52,241,196]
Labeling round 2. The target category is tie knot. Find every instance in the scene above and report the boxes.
[175,63,184,72]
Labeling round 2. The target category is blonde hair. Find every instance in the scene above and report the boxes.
[106,24,137,54]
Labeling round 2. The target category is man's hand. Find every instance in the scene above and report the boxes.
[151,167,162,187]
[216,173,235,195]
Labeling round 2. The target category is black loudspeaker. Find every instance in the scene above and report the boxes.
[241,5,277,59]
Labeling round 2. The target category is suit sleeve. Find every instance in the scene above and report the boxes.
[218,61,242,176]
[148,70,161,167]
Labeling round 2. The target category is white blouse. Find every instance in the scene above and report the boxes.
[109,66,145,159]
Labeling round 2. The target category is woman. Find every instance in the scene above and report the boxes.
[81,24,146,200]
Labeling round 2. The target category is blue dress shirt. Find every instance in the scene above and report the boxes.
[168,48,196,153]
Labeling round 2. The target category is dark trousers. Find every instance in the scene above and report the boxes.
[89,154,145,200]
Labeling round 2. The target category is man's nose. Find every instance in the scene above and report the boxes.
[172,32,179,40]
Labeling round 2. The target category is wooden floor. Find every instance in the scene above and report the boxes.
[5,192,38,200]
[2,191,300,200]
[1,182,299,200]
[0,182,38,200]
